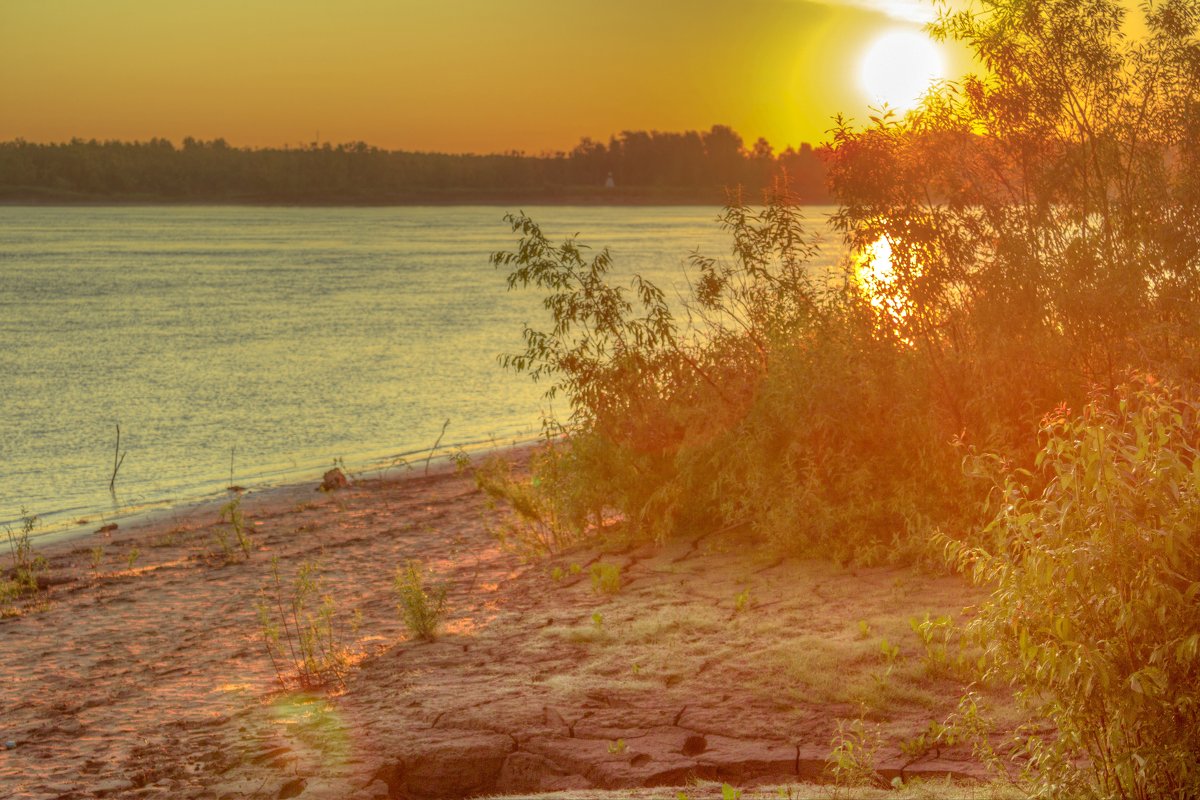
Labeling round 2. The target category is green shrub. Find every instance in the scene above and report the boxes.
[219,495,252,560]
[946,378,1200,799]
[394,560,447,642]
[493,189,977,563]
[474,432,600,558]
[827,717,883,789]
[589,562,621,594]
[5,510,45,595]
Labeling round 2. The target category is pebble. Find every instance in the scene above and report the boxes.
[3,741,15,750]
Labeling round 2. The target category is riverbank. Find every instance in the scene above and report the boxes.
[0,446,1016,799]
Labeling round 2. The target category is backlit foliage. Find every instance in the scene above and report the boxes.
[827,0,1200,446]
[493,183,975,562]
[947,379,1200,799]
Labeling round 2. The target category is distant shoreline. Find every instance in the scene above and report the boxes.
[0,127,832,208]
[20,432,545,547]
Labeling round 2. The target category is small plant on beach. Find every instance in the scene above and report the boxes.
[125,547,140,570]
[733,588,752,614]
[394,559,448,642]
[89,545,104,573]
[607,738,626,755]
[899,719,958,767]
[827,718,882,790]
[0,579,18,615]
[449,448,471,473]
[589,562,621,594]
[909,613,958,678]
[5,510,46,595]
[256,558,349,689]
[878,638,900,667]
[218,495,252,561]
[475,433,599,558]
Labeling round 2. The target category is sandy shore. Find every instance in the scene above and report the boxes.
[0,447,1008,800]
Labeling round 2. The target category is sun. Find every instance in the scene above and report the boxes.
[860,29,946,111]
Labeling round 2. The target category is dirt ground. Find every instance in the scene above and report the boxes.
[0,448,1015,800]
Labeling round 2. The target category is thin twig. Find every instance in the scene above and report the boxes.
[424,419,450,476]
[109,423,127,492]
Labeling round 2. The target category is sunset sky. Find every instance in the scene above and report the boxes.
[0,0,974,154]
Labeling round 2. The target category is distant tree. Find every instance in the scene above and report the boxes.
[0,126,831,203]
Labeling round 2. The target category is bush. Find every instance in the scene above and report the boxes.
[494,0,1200,568]
[215,495,252,562]
[256,559,349,689]
[394,560,447,642]
[826,0,1200,443]
[474,430,604,558]
[493,186,980,562]
[4,510,45,597]
[947,378,1200,799]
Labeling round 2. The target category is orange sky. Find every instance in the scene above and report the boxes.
[0,0,975,154]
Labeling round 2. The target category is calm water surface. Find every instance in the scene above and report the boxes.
[0,205,841,532]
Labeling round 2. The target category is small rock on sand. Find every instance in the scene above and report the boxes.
[319,468,350,492]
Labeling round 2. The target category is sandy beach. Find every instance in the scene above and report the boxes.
[2,447,1007,800]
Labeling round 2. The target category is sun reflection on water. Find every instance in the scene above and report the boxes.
[857,234,896,306]
[854,233,918,333]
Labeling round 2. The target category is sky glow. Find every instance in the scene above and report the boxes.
[0,0,971,153]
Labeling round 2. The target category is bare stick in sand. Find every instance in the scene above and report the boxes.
[109,423,127,493]
[424,418,450,476]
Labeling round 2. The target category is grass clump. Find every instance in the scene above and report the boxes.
[589,562,621,594]
[4,511,46,606]
[394,559,447,642]
[215,495,252,562]
[256,559,350,690]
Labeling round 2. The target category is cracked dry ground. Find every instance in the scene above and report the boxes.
[1,450,1007,799]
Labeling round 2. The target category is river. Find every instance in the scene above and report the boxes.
[0,205,842,532]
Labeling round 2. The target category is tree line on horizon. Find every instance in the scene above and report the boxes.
[0,126,829,204]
